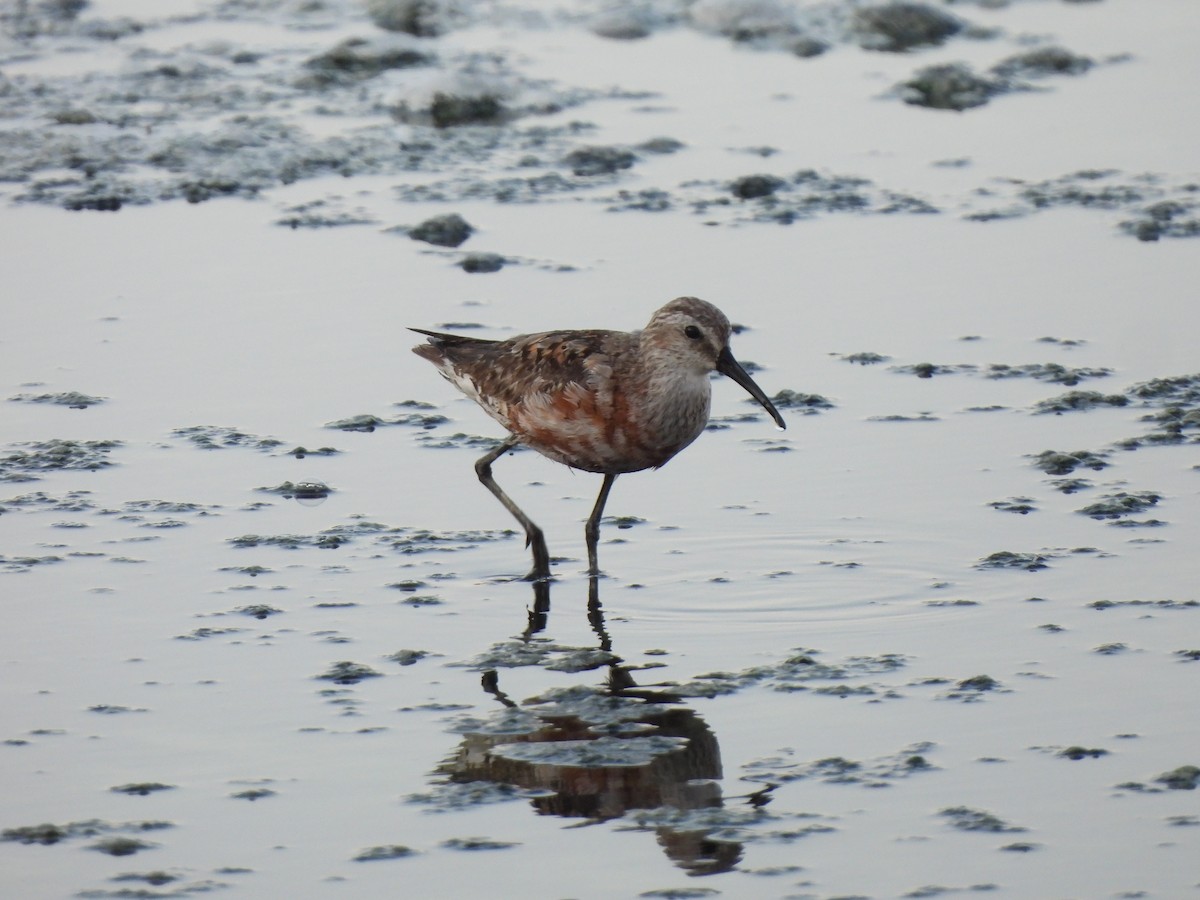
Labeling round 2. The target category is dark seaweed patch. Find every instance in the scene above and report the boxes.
[869,413,939,422]
[300,35,433,89]
[1088,599,1197,611]
[870,362,1115,404]
[0,490,96,512]
[325,414,387,432]
[171,426,284,452]
[1034,390,1128,414]
[399,595,443,607]
[440,836,520,851]
[1076,491,1161,520]
[969,172,1199,241]
[461,252,506,273]
[1,439,121,481]
[229,532,349,551]
[231,788,277,801]
[109,499,221,516]
[405,780,530,811]
[1121,200,1200,242]
[408,212,474,247]
[1021,170,1146,211]
[899,63,1009,111]
[991,46,1094,79]
[315,661,383,684]
[3,818,173,847]
[681,167,937,226]
[939,806,1026,833]
[989,497,1036,515]
[769,390,834,411]
[387,580,427,592]
[742,743,937,788]
[1031,450,1108,475]
[563,145,637,177]
[396,91,509,128]
[229,520,511,554]
[671,650,907,700]
[1156,766,1200,790]
[940,675,1005,702]
[386,649,431,666]
[1166,816,1200,827]
[976,551,1051,571]
[353,844,417,861]
[108,871,182,887]
[111,782,176,796]
[985,363,1111,385]
[1126,375,1200,404]
[1049,478,1091,494]
[853,3,964,52]
[175,627,246,641]
[1058,746,1109,760]
[9,390,106,408]
[368,0,462,37]
[840,352,890,365]
[2,822,96,845]
[234,604,283,619]
[90,836,157,856]
[730,174,785,199]
[895,362,975,378]
[416,431,506,451]
[256,482,332,501]
[274,199,377,229]
[1128,407,1200,446]
[1,554,64,571]
[219,565,271,577]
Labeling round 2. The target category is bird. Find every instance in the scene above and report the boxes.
[410,296,785,580]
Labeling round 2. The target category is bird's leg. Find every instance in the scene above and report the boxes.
[584,473,617,577]
[475,436,551,581]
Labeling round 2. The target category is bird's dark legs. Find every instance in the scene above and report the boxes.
[475,437,551,581]
[584,473,617,577]
[475,438,617,579]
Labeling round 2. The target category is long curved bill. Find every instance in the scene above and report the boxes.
[716,347,786,430]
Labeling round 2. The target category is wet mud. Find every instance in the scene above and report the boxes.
[2,0,1198,240]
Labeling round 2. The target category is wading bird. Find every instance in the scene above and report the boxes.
[411,296,785,580]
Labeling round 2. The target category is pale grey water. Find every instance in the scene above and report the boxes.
[2,1,1199,897]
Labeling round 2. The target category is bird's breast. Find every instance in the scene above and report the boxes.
[510,369,712,474]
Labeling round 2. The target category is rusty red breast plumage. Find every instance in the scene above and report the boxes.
[411,296,785,580]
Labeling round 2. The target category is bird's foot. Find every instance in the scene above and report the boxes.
[522,533,552,582]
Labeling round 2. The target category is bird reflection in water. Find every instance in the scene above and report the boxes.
[430,576,775,877]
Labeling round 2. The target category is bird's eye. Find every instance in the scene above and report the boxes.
[684,325,702,340]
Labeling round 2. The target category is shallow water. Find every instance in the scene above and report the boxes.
[2,1,1199,897]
